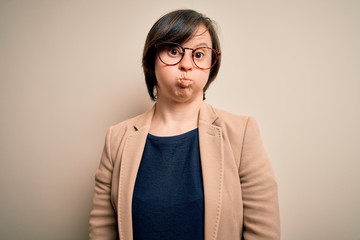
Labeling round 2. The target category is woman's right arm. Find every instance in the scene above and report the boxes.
[89,128,119,239]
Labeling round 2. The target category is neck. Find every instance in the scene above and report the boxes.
[150,98,203,136]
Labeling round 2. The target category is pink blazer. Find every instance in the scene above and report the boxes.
[89,102,280,239]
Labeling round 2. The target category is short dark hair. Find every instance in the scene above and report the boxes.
[142,9,221,101]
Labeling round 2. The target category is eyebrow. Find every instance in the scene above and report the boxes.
[183,42,211,49]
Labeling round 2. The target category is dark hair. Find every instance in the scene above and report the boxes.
[142,9,221,101]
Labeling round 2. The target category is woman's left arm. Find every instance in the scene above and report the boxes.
[239,117,280,240]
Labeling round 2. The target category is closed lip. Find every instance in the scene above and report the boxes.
[178,78,192,87]
[179,77,192,82]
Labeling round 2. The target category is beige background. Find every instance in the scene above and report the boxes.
[1,0,359,239]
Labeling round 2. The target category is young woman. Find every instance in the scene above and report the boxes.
[90,9,280,240]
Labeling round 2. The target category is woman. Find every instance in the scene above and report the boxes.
[89,9,280,240]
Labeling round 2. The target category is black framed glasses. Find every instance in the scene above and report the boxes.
[155,42,221,70]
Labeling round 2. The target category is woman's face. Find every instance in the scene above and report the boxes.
[154,25,212,104]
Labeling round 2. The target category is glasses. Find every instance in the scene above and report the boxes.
[155,42,221,70]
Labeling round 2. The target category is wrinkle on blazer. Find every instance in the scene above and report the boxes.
[89,102,280,240]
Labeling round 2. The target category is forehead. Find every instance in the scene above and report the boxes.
[182,25,212,47]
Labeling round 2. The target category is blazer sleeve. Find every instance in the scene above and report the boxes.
[89,127,119,239]
[239,117,280,239]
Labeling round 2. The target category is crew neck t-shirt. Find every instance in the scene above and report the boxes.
[132,128,204,240]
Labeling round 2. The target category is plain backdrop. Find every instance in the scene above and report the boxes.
[1,1,359,239]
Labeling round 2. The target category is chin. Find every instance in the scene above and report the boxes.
[175,92,202,103]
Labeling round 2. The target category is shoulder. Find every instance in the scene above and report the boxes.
[208,104,252,130]
[214,106,249,123]
[109,106,154,135]
[110,114,140,134]
[105,107,154,146]
[206,103,262,141]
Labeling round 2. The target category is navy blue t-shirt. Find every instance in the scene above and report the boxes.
[132,128,204,240]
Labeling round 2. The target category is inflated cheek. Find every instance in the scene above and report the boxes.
[154,61,175,89]
[200,70,211,87]
[154,60,165,84]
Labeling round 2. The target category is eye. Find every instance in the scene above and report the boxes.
[193,49,206,59]
[167,47,182,56]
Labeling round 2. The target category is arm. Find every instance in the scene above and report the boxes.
[89,128,119,239]
[239,117,280,239]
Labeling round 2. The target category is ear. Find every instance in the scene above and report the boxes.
[153,85,158,101]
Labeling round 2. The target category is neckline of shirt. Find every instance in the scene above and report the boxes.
[147,128,198,141]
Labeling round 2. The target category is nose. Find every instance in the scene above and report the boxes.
[178,50,194,71]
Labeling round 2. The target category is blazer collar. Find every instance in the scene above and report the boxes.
[199,101,220,125]
[133,104,156,131]
[132,101,220,130]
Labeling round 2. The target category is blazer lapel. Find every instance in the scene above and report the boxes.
[198,102,224,240]
[117,107,154,240]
